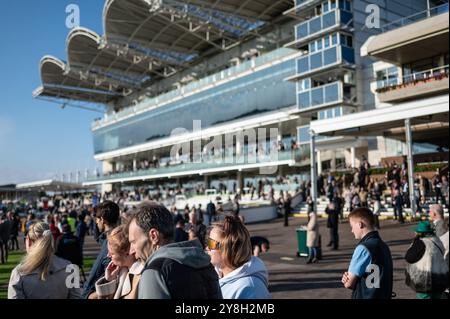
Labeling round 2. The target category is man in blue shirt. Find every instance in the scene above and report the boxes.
[342,207,393,299]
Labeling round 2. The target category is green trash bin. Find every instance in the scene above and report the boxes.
[296,227,308,257]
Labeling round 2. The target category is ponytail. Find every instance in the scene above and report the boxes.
[19,221,55,281]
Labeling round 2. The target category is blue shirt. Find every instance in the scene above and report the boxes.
[348,245,372,277]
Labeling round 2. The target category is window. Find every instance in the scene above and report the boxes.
[319,110,326,119]
[317,39,323,51]
[323,2,329,13]
[331,33,338,45]
[330,0,337,10]
[298,92,311,109]
[327,109,333,118]
[311,87,324,106]
[297,23,308,38]
[325,83,339,103]
[376,69,387,88]
[309,42,316,53]
[376,67,398,88]
[297,57,309,74]
[298,79,311,92]
[335,107,342,117]
[324,47,338,65]
[310,16,322,34]
[311,52,323,69]
[324,37,330,48]
[298,126,310,144]
[340,34,353,48]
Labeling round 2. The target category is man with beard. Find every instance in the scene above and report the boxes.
[128,201,222,299]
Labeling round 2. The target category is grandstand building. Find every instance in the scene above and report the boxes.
[33,0,448,197]
[309,0,449,212]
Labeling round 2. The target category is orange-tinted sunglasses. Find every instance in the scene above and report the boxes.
[206,238,221,250]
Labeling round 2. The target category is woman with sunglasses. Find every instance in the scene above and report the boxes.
[206,215,271,299]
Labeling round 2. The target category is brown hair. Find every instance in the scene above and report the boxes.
[95,201,120,226]
[213,215,252,270]
[348,207,375,228]
[107,225,130,254]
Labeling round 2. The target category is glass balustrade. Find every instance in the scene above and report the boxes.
[298,81,342,110]
[296,9,353,42]
[296,45,354,77]
[86,149,304,183]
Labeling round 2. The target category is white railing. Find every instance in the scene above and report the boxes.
[377,65,449,90]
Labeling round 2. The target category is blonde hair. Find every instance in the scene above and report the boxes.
[19,221,55,281]
[213,215,252,270]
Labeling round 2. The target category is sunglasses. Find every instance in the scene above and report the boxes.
[206,238,221,250]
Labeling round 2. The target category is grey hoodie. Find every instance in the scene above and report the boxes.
[138,239,214,299]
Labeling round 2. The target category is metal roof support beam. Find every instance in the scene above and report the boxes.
[162,0,269,43]
[69,66,139,89]
[104,37,191,68]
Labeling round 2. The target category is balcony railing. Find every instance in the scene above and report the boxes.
[298,81,346,110]
[295,9,353,43]
[381,3,449,33]
[86,150,303,183]
[296,45,355,77]
[376,65,449,92]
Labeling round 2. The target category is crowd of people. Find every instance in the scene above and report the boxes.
[1,160,448,299]
[1,187,448,299]
[6,201,271,300]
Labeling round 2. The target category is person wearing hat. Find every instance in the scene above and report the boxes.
[405,220,449,299]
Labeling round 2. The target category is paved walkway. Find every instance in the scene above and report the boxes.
[249,217,418,299]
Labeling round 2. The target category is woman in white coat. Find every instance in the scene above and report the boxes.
[306,212,319,264]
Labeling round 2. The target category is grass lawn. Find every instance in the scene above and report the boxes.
[0,251,96,299]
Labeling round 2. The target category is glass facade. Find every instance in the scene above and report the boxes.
[298,81,342,110]
[93,59,297,155]
[295,7,353,42]
[296,30,355,77]
[95,48,297,129]
[297,45,354,76]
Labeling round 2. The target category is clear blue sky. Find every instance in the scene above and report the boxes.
[0,0,105,185]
